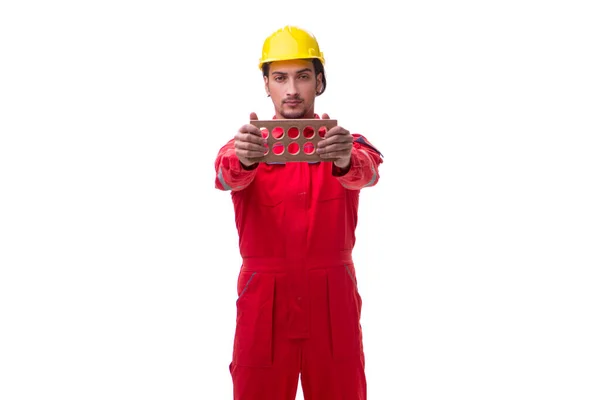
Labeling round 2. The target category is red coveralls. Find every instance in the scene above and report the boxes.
[214,117,383,400]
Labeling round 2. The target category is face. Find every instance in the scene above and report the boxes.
[264,59,323,119]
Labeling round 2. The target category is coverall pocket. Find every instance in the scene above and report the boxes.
[326,265,362,362]
[252,175,285,207]
[315,181,345,202]
[233,272,275,367]
[257,194,284,207]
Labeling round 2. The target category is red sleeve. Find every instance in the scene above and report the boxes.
[332,134,383,190]
[214,139,258,191]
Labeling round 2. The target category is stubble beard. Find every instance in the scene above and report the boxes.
[280,100,309,119]
[280,108,307,119]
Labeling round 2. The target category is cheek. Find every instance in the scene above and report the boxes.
[271,91,283,102]
[301,83,317,98]
[270,84,283,96]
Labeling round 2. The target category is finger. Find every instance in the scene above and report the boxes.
[321,113,330,120]
[239,124,262,137]
[324,126,349,139]
[250,112,258,121]
[318,142,353,153]
[235,131,266,145]
[317,133,353,147]
[235,145,267,161]
[324,133,354,144]
[318,146,352,158]
[235,140,266,153]
[320,150,351,159]
[239,150,267,159]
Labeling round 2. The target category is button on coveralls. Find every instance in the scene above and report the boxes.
[215,119,383,400]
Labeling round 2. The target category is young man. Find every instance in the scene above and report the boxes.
[214,25,383,400]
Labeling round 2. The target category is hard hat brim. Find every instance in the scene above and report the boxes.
[258,55,325,70]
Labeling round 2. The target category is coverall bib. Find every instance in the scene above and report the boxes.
[215,122,383,400]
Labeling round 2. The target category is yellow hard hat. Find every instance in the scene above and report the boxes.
[258,26,325,70]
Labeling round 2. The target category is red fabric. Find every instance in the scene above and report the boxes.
[215,118,383,399]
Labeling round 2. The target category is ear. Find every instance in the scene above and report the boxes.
[316,73,323,94]
[264,75,270,97]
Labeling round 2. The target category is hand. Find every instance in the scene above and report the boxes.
[316,113,353,168]
[235,112,266,168]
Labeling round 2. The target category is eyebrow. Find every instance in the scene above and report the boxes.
[271,68,313,76]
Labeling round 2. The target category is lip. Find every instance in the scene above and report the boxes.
[284,100,302,106]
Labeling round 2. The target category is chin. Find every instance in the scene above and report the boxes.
[281,109,307,119]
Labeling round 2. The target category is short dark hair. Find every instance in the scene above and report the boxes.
[262,59,327,96]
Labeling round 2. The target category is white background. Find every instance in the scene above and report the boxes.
[1,1,599,399]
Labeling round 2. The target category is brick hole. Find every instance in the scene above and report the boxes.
[287,127,300,140]
[303,142,315,155]
[272,126,284,139]
[303,126,315,139]
[273,142,285,155]
[318,126,328,138]
[288,142,300,155]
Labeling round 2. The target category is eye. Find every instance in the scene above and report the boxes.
[299,74,309,80]
[274,75,285,82]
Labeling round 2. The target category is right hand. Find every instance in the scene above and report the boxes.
[235,112,266,168]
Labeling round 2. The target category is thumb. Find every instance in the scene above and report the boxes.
[250,112,258,121]
[321,113,330,120]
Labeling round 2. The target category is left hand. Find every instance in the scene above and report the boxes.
[316,113,353,168]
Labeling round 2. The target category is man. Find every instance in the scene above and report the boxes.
[214,25,383,400]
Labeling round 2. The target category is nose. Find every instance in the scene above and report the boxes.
[286,79,299,97]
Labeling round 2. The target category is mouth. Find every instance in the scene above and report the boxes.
[284,100,302,106]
